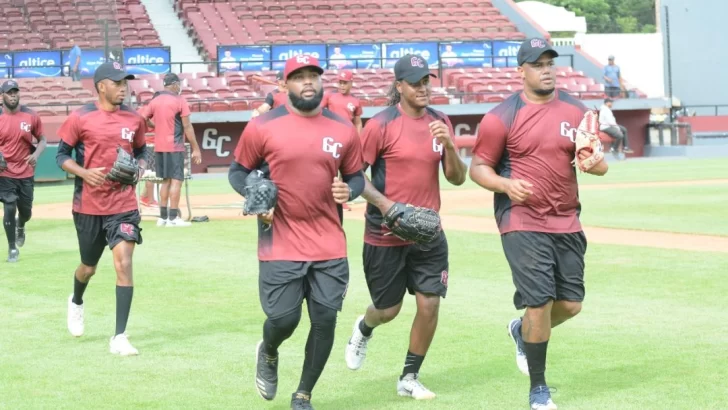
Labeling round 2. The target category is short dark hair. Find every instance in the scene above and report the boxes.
[604,98,613,104]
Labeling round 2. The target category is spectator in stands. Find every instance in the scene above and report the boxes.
[599,98,633,155]
[68,39,82,82]
[251,71,287,118]
[603,55,624,98]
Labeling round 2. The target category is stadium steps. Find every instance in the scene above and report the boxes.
[138,0,207,73]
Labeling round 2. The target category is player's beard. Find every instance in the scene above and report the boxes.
[289,88,324,112]
[2,97,18,110]
[534,87,555,96]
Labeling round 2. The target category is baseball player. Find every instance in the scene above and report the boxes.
[344,54,467,400]
[469,38,608,410]
[251,71,287,118]
[56,61,148,356]
[0,80,47,262]
[139,73,202,227]
[228,55,364,410]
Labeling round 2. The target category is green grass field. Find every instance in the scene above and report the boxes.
[1,158,727,409]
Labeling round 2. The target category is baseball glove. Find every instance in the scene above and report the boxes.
[243,169,278,216]
[383,202,442,244]
[0,152,6,172]
[573,110,604,172]
[106,146,140,189]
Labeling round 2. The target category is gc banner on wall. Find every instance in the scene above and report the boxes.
[492,41,521,68]
[327,44,382,69]
[271,44,327,71]
[217,45,271,72]
[62,48,106,78]
[381,42,439,69]
[124,47,171,75]
[13,50,63,78]
[439,42,493,68]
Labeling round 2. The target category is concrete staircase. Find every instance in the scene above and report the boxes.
[139,0,207,73]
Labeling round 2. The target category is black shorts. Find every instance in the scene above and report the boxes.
[362,233,449,310]
[155,151,185,180]
[501,231,587,310]
[259,258,349,319]
[73,210,143,266]
[0,176,33,206]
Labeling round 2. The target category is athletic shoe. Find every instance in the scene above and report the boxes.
[166,217,191,227]
[290,392,314,409]
[140,198,159,208]
[397,373,436,400]
[508,318,529,376]
[15,218,25,248]
[7,248,19,263]
[342,203,351,211]
[67,294,84,337]
[156,218,167,227]
[255,340,278,401]
[623,147,634,154]
[530,385,557,410]
[345,315,372,370]
[109,333,139,356]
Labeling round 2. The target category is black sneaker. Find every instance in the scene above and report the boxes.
[16,218,25,248]
[291,392,314,410]
[255,340,278,400]
[7,248,19,263]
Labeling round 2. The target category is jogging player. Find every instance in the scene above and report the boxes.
[251,71,287,118]
[322,70,363,134]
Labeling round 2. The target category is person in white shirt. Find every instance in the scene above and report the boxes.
[599,98,633,155]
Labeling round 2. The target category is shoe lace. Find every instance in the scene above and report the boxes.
[71,304,83,320]
[404,374,430,393]
[263,353,278,366]
[292,392,312,408]
[531,385,557,401]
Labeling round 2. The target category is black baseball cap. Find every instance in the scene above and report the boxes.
[394,54,437,83]
[163,73,180,86]
[93,61,135,84]
[1,80,19,93]
[517,38,559,66]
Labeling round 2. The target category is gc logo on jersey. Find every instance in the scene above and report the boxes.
[323,137,342,159]
[347,102,355,112]
[560,121,577,143]
[121,127,135,142]
[19,122,30,133]
[432,138,443,156]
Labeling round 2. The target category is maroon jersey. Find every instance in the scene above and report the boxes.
[323,92,362,123]
[473,90,588,234]
[361,104,455,246]
[139,91,190,152]
[58,103,147,215]
[0,106,43,179]
[265,90,287,109]
[234,105,362,261]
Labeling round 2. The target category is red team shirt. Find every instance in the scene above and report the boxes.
[139,91,190,152]
[473,90,588,234]
[58,103,147,215]
[361,104,456,246]
[235,105,362,261]
[0,106,43,179]
[265,90,288,109]
[323,92,362,123]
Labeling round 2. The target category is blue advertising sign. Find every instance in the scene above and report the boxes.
[0,53,11,78]
[381,42,439,69]
[217,45,271,72]
[492,41,521,68]
[62,48,106,78]
[327,43,382,69]
[439,42,493,68]
[12,50,62,78]
[271,44,327,71]
[124,47,171,75]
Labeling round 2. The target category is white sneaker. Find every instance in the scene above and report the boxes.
[156,218,168,227]
[345,315,372,370]
[165,217,191,227]
[67,294,84,337]
[508,318,530,376]
[397,373,436,400]
[109,333,139,356]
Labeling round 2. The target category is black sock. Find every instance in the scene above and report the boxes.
[169,208,178,220]
[73,276,88,305]
[523,340,549,389]
[263,308,301,356]
[3,206,16,249]
[298,302,336,393]
[160,206,168,219]
[359,318,374,337]
[17,216,26,229]
[401,350,425,378]
[115,286,134,336]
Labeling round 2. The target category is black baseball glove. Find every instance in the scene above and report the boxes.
[243,169,278,215]
[106,146,140,190]
[383,202,442,244]
[0,152,6,172]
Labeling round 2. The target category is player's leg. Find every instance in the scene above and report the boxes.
[104,211,143,356]
[396,234,449,400]
[551,232,587,328]
[345,244,408,370]
[501,231,558,410]
[602,126,624,153]
[256,261,307,401]
[140,181,158,207]
[15,177,34,248]
[294,258,348,409]
[618,125,633,153]
[166,153,190,227]
[68,212,107,337]
[155,152,171,225]
[3,201,19,262]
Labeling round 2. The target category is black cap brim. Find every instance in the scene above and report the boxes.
[109,72,135,81]
[520,49,559,66]
[2,87,19,93]
[400,71,437,84]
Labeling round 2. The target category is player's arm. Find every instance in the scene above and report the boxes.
[228,121,263,197]
[333,127,365,203]
[434,116,467,186]
[180,100,202,164]
[132,117,149,169]
[353,102,363,134]
[28,114,47,166]
[56,115,106,187]
[358,119,396,212]
[252,93,274,118]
